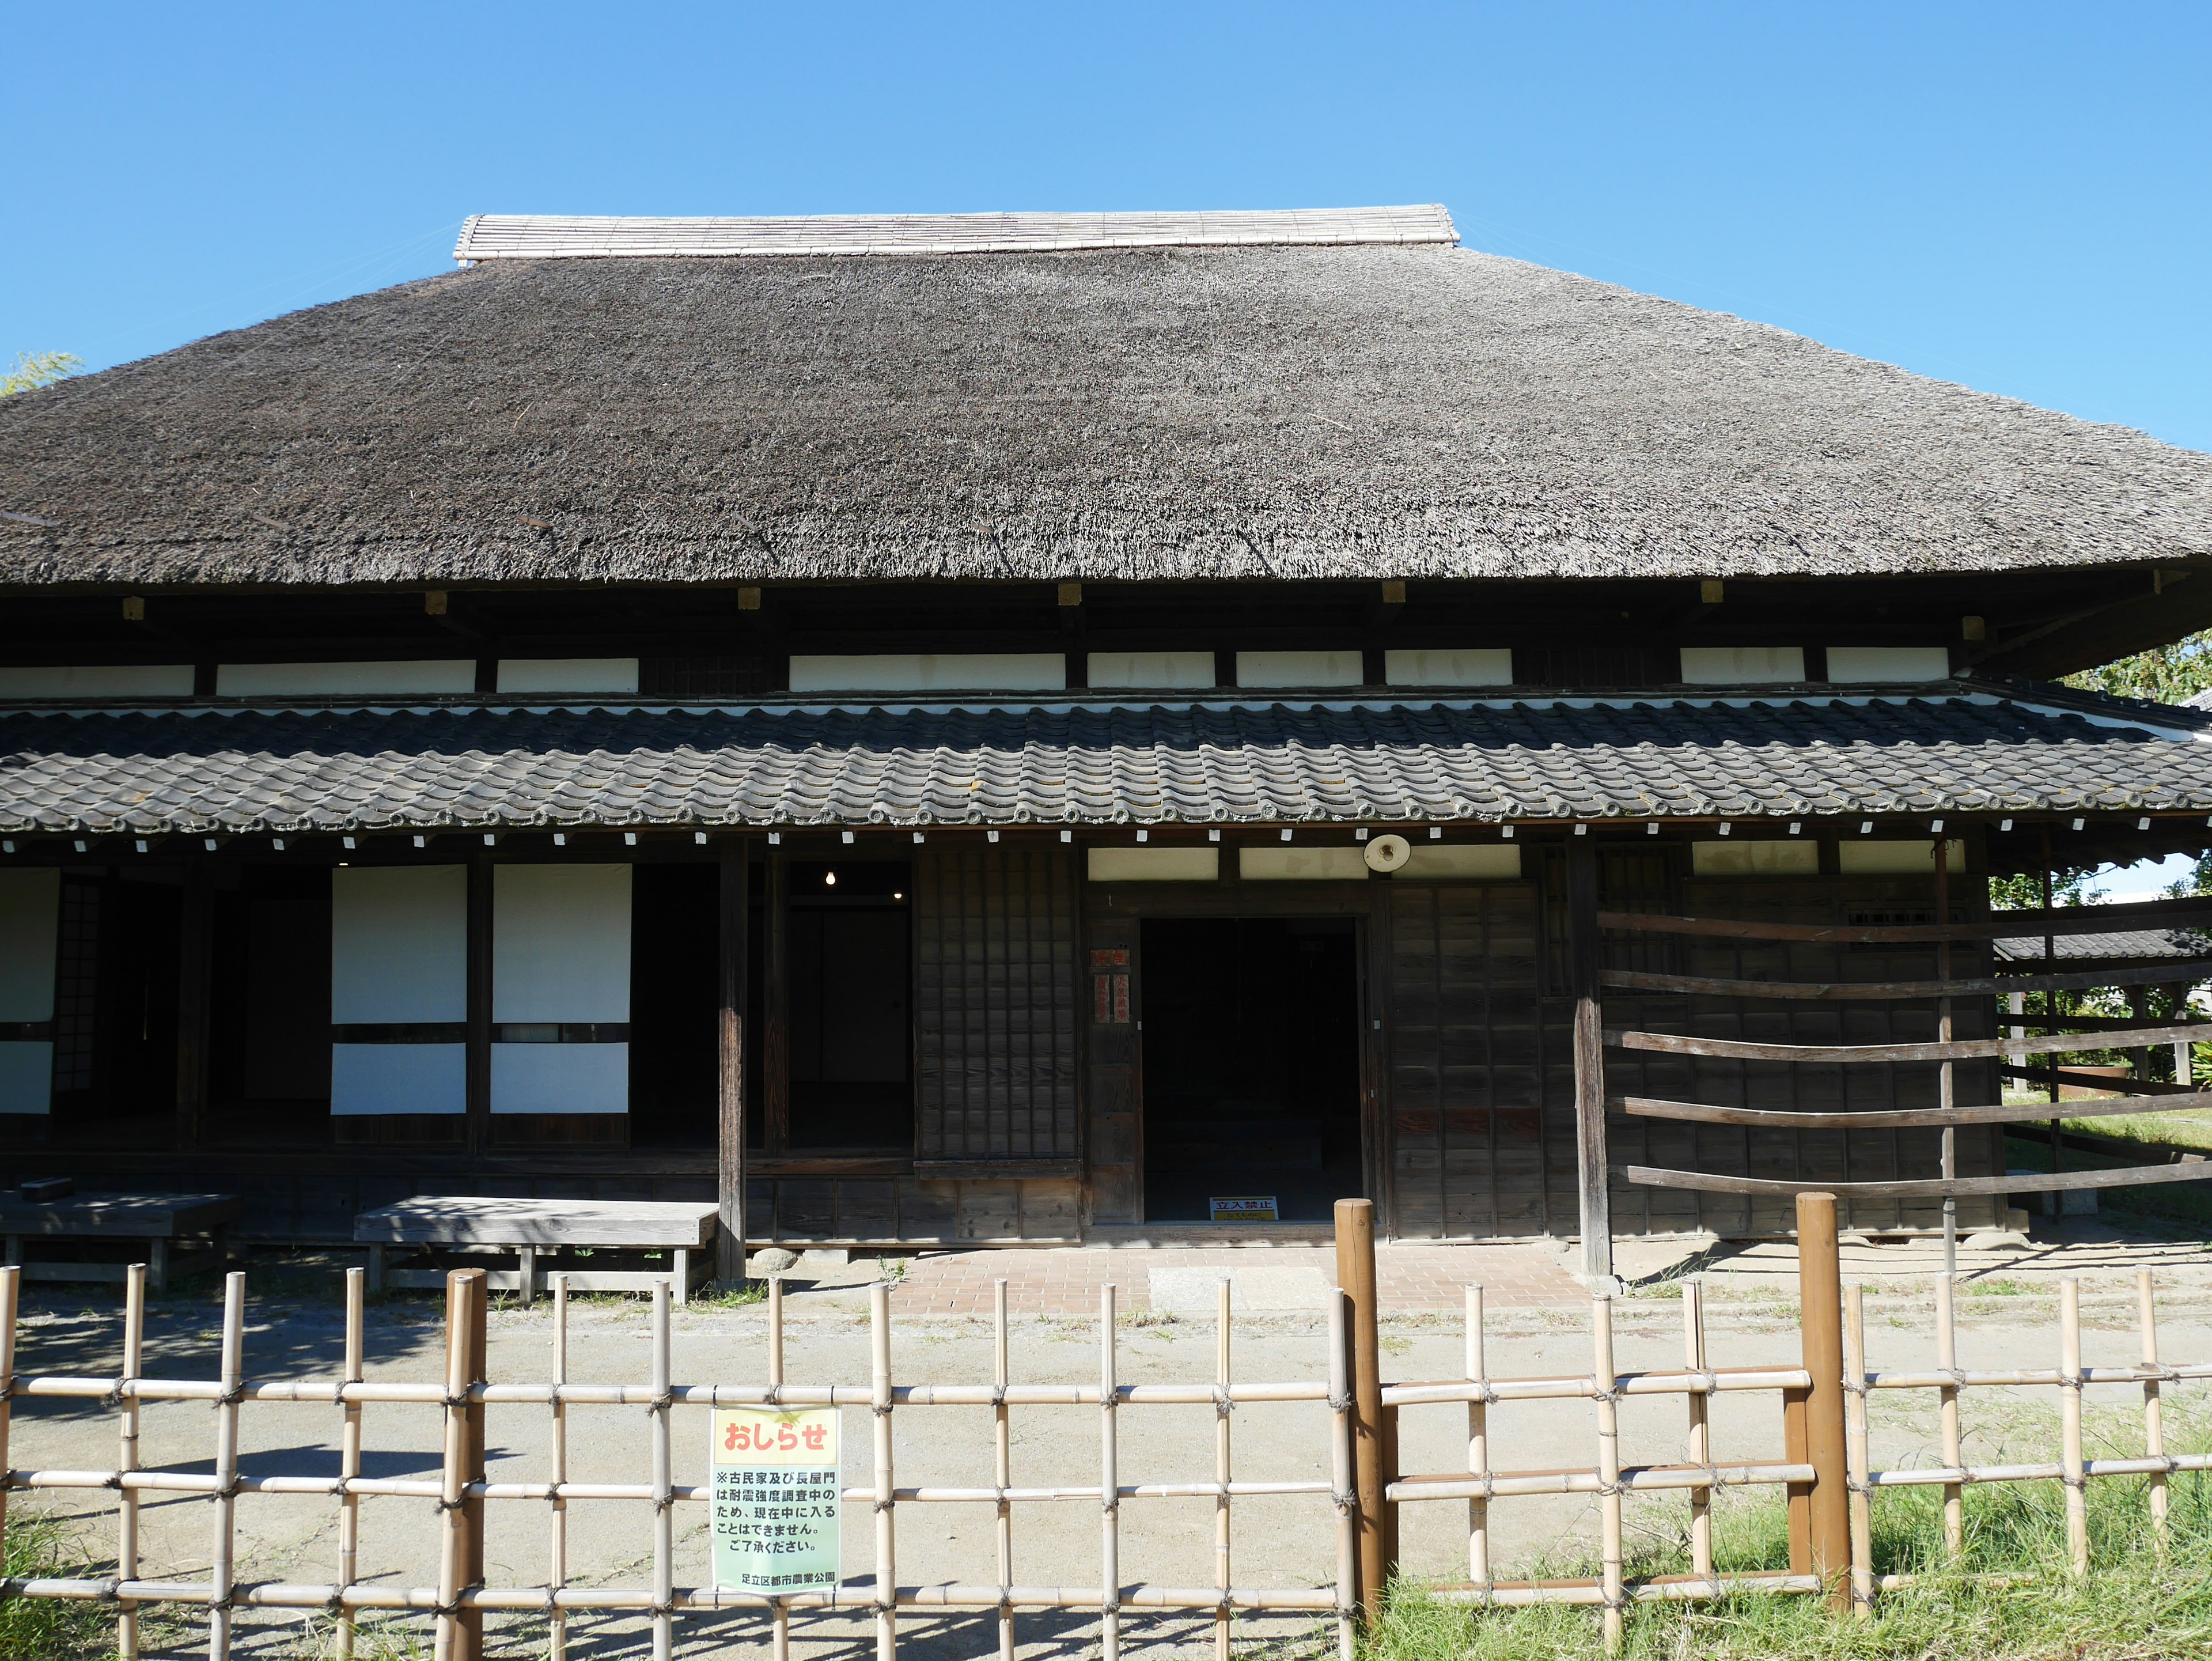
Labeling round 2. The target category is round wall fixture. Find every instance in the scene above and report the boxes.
[1363,834,1411,872]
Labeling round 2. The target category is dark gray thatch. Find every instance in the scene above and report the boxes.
[5,237,2211,587]
[3,683,2207,834]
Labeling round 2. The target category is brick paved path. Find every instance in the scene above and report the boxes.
[885,1242,1583,1318]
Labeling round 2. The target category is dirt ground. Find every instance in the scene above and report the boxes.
[6,1231,2211,1659]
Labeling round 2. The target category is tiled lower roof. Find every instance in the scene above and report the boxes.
[1992,929,2212,963]
[2,690,2209,835]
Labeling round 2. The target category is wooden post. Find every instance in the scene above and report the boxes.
[1566,838,1613,1283]
[550,1276,570,1661]
[176,861,214,1151]
[0,1267,17,1598]
[337,1267,363,1660]
[441,1268,488,1661]
[870,1281,896,1661]
[764,852,790,1156]
[119,1261,145,1660]
[1934,838,1956,1275]
[2139,1270,2169,1555]
[1796,1191,1851,1609]
[1214,1276,1232,1661]
[1683,1281,1712,1587]
[1464,1285,1490,1594]
[1936,1274,1963,1558]
[717,842,750,1283]
[1593,1295,1624,1652]
[2059,1278,2088,1578]
[208,1273,245,1661]
[1327,1289,1357,1661]
[2042,831,2061,1218]
[995,1278,1016,1661]
[1099,1284,1120,1661]
[465,857,493,1158]
[1334,1197,1385,1622]
[649,1284,673,1661]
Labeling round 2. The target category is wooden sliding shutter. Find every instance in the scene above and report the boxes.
[914,842,1081,1161]
[1385,883,1545,1239]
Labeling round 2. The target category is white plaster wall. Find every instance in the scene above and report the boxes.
[1384,649,1513,687]
[1235,650,1363,688]
[0,665,194,698]
[331,867,467,1023]
[218,661,475,697]
[1827,646,1954,682]
[789,654,1066,693]
[1402,845,1522,878]
[491,1042,629,1114]
[0,868,59,1021]
[494,865,631,1022]
[1240,847,1369,880]
[330,1043,467,1116]
[1085,652,1216,690]
[496,659,640,695]
[1692,841,1821,876]
[1838,839,1968,874]
[1086,847,1219,882]
[1679,647,1806,684]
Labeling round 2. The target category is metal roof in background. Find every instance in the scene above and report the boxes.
[3,688,2211,837]
[452,206,1461,261]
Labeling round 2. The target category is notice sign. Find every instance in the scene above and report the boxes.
[1210,1195,1279,1223]
[711,1405,840,1594]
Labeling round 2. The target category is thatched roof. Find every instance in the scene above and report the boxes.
[4,207,2211,588]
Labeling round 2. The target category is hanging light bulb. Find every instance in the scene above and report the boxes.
[824,870,837,887]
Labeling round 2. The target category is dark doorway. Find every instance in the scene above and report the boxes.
[787,860,912,1151]
[50,870,182,1143]
[1139,917,1362,1223]
[630,864,719,1147]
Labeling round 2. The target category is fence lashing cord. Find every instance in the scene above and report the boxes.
[1212,1384,1233,1419]
[988,1382,1009,1409]
[1327,1389,1355,1414]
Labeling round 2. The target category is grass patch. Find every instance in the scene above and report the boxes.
[1372,1410,2212,1660]
[0,1514,127,1659]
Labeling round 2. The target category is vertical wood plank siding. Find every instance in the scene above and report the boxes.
[915,843,1081,1161]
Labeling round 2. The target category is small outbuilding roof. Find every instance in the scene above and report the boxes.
[4,206,2210,589]
[3,683,2208,835]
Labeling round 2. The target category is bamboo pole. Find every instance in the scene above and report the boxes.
[119,1263,145,1661]
[437,1270,487,1661]
[2139,1270,2168,1555]
[550,1276,569,1661]
[1936,1274,1963,1559]
[872,1281,896,1661]
[0,1265,15,1573]
[336,1266,363,1661]
[1683,1281,1712,1586]
[2059,1279,2088,1578]
[208,1272,245,1661]
[1100,1284,1120,1661]
[769,1276,789,1661]
[1465,1285,1490,1595]
[1592,1295,1624,1653]
[994,1278,1014,1661]
[1841,1284,1874,1617]
[1215,1276,1232,1661]
[1327,1291,1357,1661]
[1936,837,1957,1276]
[1333,1198,1384,1622]
[650,1282,673,1661]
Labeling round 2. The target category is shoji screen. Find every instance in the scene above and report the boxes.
[330,866,468,1115]
[0,869,60,1114]
[491,865,630,1114]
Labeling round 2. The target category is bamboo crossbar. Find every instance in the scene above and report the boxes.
[5,1379,1331,1407]
[1609,1019,2207,1063]
[1600,897,2212,944]
[1626,1162,2212,1198]
[1601,959,2212,1001]
[1388,1460,1813,1502]
[1427,1571,1822,1607]
[1381,1365,1810,1405]
[1619,1090,2212,1130]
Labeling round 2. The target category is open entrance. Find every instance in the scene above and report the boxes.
[1139,916,1362,1224]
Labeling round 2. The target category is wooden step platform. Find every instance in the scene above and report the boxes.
[353,1197,721,1303]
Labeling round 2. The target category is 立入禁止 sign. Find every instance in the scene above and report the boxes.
[1210,1195,1279,1223]
[711,1405,840,1594]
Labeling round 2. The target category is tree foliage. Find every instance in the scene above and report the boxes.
[2065,629,2212,705]
[0,350,82,396]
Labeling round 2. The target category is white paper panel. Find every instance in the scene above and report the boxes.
[1402,845,1522,879]
[1086,847,1219,882]
[1679,647,1805,684]
[494,865,631,1022]
[218,660,475,697]
[1240,847,1369,880]
[1838,839,1967,875]
[1827,646,1953,683]
[332,867,467,1023]
[0,1041,52,1115]
[0,665,194,699]
[0,868,59,1021]
[1235,650,1363,688]
[1085,652,1217,690]
[789,653,1066,693]
[1384,649,1513,687]
[1692,841,1821,876]
[331,1043,467,1115]
[496,658,641,694]
[491,1043,628,1114]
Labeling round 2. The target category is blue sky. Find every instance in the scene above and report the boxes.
[6,2,2210,452]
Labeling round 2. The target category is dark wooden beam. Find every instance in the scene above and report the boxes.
[717,841,749,1282]
[1566,838,1612,1284]
[174,861,215,1151]
[764,850,790,1155]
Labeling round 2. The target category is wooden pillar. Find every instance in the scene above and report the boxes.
[717,842,750,1282]
[1334,1197,1385,1622]
[175,860,214,1151]
[465,854,494,1157]
[1566,838,1612,1283]
[1796,1190,1851,1607]
[763,850,790,1156]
